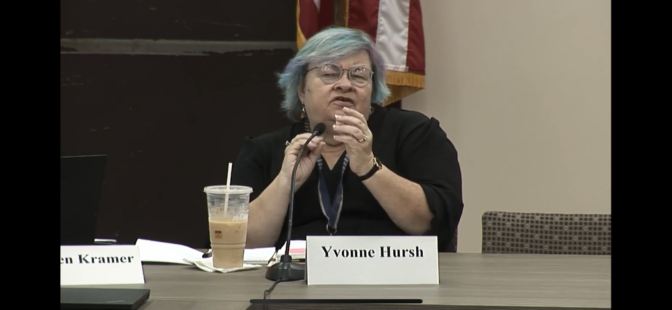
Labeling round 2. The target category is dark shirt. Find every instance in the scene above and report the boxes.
[231,105,463,252]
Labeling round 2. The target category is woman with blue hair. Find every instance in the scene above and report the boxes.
[231,27,463,252]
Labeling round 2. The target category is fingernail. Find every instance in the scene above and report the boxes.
[343,107,349,110]
[335,115,340,118]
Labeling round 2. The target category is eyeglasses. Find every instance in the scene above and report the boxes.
[306,63,374,87]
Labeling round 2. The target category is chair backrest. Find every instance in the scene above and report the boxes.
[481,211,611,255]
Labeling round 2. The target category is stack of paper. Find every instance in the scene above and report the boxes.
[276,240,306,260]
[135,239,204,265]
[182,257,263,273]
[242,247,277,264]
[134,239,306,266]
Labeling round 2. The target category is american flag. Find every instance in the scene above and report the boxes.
[296,0,426,105]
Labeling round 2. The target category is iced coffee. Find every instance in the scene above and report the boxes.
[204,185,253,269]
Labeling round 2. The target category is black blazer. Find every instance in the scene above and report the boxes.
[231,105,463,252]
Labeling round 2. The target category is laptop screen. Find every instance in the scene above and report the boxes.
[60,154,107,246]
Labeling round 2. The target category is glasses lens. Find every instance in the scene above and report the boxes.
[318,64,342,83]
[349,67,371,86]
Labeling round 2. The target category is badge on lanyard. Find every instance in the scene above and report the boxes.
[304,120,348,235]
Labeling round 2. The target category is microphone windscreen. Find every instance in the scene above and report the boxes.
[313,123,326,135]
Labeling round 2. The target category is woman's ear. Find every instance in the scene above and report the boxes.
[297,82,306,103]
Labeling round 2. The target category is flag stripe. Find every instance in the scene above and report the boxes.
[375,0,411,72]
[297,0,425,106]
[405,0,425,74]
[298,0,320,43]
[346,0,380,41]
[317,0,334,30]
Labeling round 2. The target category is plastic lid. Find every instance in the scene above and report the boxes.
[203,185,253,195]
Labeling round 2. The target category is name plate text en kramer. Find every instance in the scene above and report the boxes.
[61,245,145,286]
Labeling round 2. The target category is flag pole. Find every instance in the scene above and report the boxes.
[334,0,347,27]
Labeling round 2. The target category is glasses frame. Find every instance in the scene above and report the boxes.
[306,64,374,87]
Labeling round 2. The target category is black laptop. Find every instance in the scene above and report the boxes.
[60,288,150,310]
[60,156,150,309]
[60,154,107,245]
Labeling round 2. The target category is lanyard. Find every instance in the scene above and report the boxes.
[304,120,348,235]
[316,155,348,234]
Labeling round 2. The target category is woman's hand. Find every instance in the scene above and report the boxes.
[332,107,374,176]
[279,133,325,190]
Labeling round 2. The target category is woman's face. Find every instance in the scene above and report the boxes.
[298,50,374,137]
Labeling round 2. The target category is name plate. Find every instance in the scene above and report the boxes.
[60,245,145,286]
[306,236,439,285]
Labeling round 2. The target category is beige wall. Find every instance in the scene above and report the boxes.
[404,0,611,253]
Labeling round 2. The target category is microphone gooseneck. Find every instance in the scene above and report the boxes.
[265,123,326,282]
[284,122,326,258]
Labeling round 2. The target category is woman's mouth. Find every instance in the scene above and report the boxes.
[331,96,354,107]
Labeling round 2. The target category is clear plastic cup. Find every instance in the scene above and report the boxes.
[204,185,253,269]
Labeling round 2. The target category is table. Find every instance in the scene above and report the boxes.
[74,253,611,310]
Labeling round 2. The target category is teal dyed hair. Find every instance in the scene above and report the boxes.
[277,27,390,121]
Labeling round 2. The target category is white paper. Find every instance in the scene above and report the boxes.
[242,247,277,264]
[183,257,263,273]
[277,240,307,260]
[136,239,204,265]
[135,238,307,265]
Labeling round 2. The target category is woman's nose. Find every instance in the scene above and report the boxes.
[333,73,353,91]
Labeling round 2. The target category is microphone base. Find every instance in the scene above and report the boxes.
[265,255,305,282]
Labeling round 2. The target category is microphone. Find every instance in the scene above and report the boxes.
[265,123,326,282]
